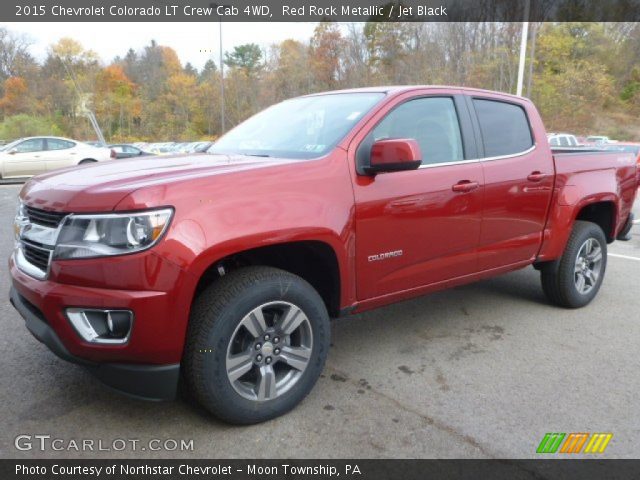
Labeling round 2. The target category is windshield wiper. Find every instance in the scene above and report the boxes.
[245,154,271,157]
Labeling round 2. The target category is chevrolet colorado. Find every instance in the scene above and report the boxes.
[9,86,638,424]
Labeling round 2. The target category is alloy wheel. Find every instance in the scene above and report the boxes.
[225,301,313,401]
[574,237,603,295]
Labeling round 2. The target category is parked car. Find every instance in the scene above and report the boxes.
[547,133,581,147]
[146,142,177,155]
[0,136,115,179]
[108,144,155,159]
[9,87,638,424]
[188,141,214,153]
[585,135,614,145]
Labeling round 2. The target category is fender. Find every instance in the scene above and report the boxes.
[536,182,619,262]
[113,150,358,310]
[184,228,351,306]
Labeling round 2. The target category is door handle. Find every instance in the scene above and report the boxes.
[527,171,548,182]
[452,180,480,193]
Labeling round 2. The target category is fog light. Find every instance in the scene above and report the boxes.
[66,308,133,344]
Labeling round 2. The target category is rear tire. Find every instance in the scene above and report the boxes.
[79,159,97,164]
[183,266,330,424]
[540,221,607,308]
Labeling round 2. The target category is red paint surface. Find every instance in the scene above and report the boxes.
[10,86,639,364]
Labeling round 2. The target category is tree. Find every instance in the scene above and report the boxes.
[224,44,263,77]
[0,28,37,88]
[267,40,310,100]
[0,114,61,140]
[0,77,29,116]
[200,59,217,80]
[94,65,140,140]
[309,22,345,90]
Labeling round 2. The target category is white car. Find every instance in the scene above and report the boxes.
[586,135,616,145]
[0,136,114,179]
[548,133,580,147]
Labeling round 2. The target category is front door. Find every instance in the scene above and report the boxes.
[3,138,46,177]
[352,93,484,300]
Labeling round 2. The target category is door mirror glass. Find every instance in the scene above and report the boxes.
[365,139,422,175]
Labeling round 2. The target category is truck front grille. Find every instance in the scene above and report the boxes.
[25,206,67,228]
[21,242,52,273]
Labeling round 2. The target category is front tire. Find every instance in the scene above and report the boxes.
[183,266,330,424]
[79,159,97,164]
[540,221,607,308]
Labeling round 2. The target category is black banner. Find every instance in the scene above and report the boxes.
[4,0,640,22]
[3,459,640,480]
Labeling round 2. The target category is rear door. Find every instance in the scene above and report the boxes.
[3,138,46,177]
[468,96,554,270]
[43,138,77,172]
[352,91,484,300]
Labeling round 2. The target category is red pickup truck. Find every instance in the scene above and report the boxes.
[9,86,638,424]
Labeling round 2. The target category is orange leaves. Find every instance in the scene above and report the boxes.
[0,76,29,115]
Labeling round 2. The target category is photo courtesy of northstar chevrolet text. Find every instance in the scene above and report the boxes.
[1,0,639,478]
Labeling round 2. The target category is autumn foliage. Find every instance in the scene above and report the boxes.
[1,22,640,142]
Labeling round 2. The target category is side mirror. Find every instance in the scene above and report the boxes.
[364,139,422,175]
[8,148,18,155]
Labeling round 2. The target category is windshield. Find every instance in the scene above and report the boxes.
[1,138,24,151]
[208,92,385,159]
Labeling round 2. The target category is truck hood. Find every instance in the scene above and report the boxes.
[21,154,299,212]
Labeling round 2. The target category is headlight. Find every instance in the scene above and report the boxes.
[53,208,173,260]
[14,200,27,241]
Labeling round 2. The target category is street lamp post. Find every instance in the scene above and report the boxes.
[516,0,531,97]
[219,18,225,133]
[210,3,226,134]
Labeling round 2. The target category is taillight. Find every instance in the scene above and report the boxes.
[110,149,117,159]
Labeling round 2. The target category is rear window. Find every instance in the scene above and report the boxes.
[473,99,533,157]
[46,138,75,150]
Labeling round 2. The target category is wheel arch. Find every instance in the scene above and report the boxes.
[191,240,344,318]
[575,200,617,242]
[536,193,619,262]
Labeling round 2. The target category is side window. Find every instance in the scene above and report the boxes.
[473,99,533,157]
[111,146,124,153]
[46,139,74,150]
[559,136,569,146]
[549,137,559,146]
[369,97,464,165]
[124,146,139,154]
[15,138,45,153]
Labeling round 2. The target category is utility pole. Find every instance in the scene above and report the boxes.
[219,19,225,133]
[58,55,106,145]
[526,22,538,98]
[210,3,226,134]
[516,0,531,97]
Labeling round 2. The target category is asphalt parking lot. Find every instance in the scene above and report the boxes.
[0,183,638,459]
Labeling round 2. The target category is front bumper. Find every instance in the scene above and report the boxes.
[10,286,179,401]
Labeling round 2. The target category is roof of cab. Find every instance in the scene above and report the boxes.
[304,85,530,103]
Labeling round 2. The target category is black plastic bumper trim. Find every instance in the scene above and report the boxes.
[9,286,179,401]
